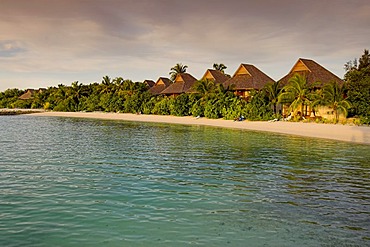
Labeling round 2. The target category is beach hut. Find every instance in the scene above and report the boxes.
[143,80,155,88]
[19,89,36,100]
[279,58,343,87]
[148,77,173,96]
[223,64,275,100]
[160,73,198,97]
[201,69,230,85]
[18,88,46,100]
[278,58,344,119]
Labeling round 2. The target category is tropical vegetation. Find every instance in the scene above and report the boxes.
[321,82,351,122]
[344,49,370,124]
[1,53,369,125]
[169,63,188,81]
[213,63,227,73]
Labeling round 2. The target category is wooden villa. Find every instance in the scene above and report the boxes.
[201,69,230,84]
[223,64,275,100]
[278,58,344,119]
[148,77,173,96]
[160,73,198,97]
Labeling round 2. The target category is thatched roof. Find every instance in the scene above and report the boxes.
[148,77,172,95]
[160,73,197,95]
[19,88,46,100]
[201,69,230,84]
[143,80,155,88]
[223,64,275,90]
[19,89,35,100]
[278,58,343,87]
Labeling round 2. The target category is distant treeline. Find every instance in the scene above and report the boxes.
[1,50,369,124]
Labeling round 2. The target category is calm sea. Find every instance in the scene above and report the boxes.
[0,115,369,247]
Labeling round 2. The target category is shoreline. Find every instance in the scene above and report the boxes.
[31,111,370,145]
[0,108,45,116]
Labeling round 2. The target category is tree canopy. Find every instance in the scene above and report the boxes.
[344,49,370,124]
[278,74,314,117]
[213,63,227,73]
[321,81,351,122]
[169,63,188,81]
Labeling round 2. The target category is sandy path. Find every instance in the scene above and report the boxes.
[31,111,370,145]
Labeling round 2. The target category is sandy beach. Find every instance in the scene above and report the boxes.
[31,111,370,145]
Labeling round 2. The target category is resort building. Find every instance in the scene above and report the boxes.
[278,58,344,119]
[148,77,172,96]
[201,69,230,85]
[223,64,275,100]
[279,58,343,87]
[19,88,46,100]
[143,80,155,88]
[160,73,198,97]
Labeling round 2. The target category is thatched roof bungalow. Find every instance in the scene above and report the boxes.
[143,80,155,88]
[148,77,172,95]
[223,64,275,99]
[278,58,343,87]
[19,89,35,100]
[19,88,46,100]
[278,58,345,119]
[160,73,197,96]
[201,69,230,84]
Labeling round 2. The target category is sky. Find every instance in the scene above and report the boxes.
[0,0,369,91]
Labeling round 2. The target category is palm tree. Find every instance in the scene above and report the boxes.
[264,81,282,116]
[101,75,113,94]
[358,49,370,70]
[192,79,215,96]
[213,63,227,73]
[113,77,124,86]
[215,83,228,96]
[102,75,112,86]
[70,81,83,111]
[322,81,351,122]
[169,63,188,81]
[278,74,312,117]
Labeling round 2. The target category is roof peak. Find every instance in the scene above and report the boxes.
[279,58,343,86]
[240,63,255,67]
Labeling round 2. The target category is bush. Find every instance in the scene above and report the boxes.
[190,99,204,117]
[152,97,171,115]
[204,99,222,119]
[241,91,274,120]
[12,99,32,109]
[142,97,158,114]
[170,94,190,116]
[43,102,51,110]
[360,115,370,125]
[222,97,244,120]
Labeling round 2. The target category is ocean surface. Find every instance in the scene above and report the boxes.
[0,115,369,247]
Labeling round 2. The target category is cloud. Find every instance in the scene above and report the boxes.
[0,0,369,91]
[0,40,26,57]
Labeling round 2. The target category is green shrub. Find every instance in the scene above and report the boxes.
[170,94,190,116]
[190,99,204,117]
[360,115,370,125]
[152,97,171,115]
[204,99,222,119]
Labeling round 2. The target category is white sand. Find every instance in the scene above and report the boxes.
[32,111,370,145]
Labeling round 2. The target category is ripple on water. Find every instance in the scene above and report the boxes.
[0,115,369,247]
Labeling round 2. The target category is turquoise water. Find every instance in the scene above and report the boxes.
[0,115,369,247]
